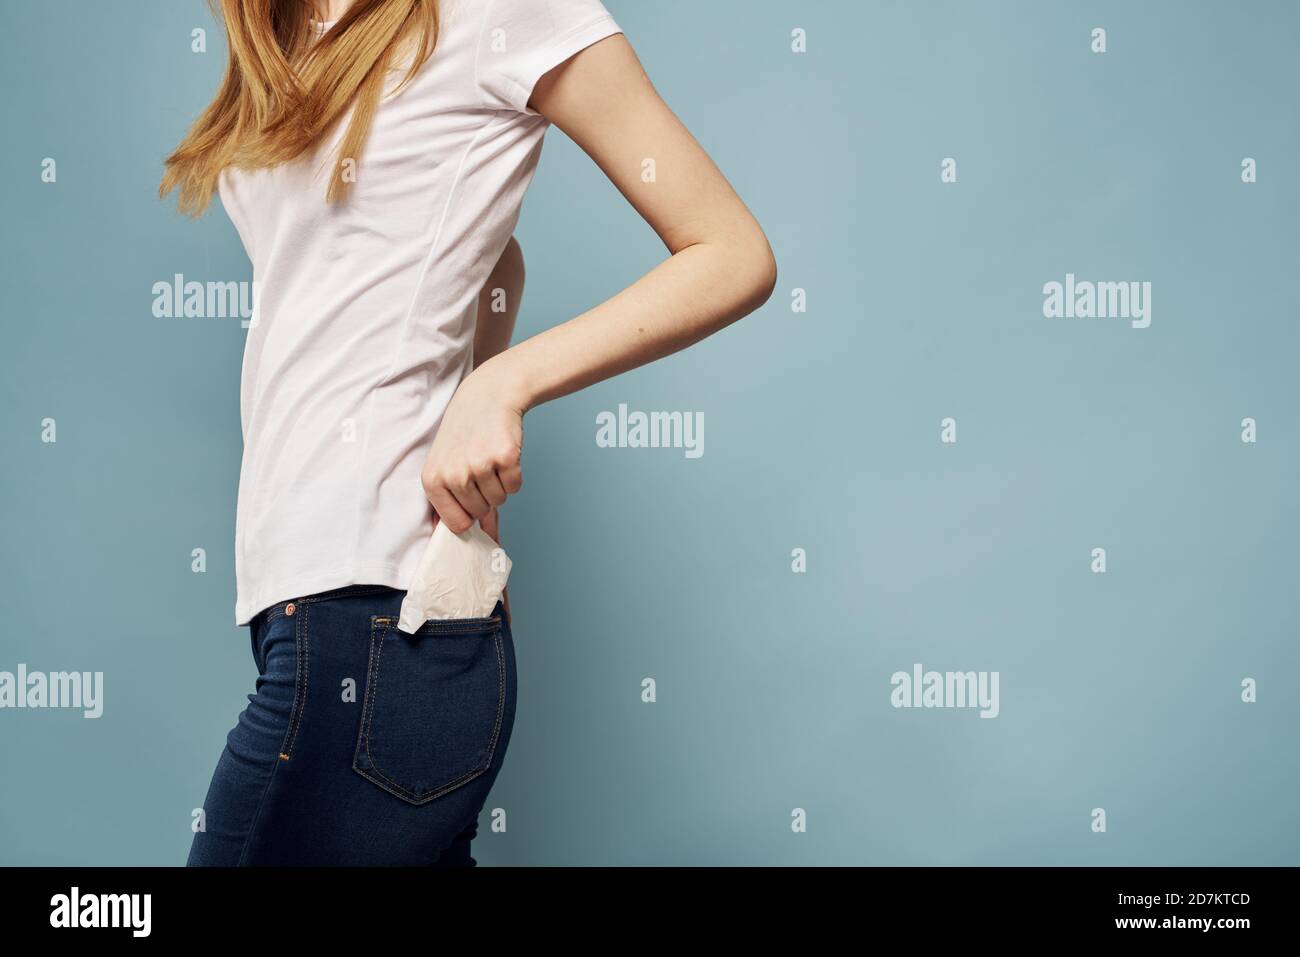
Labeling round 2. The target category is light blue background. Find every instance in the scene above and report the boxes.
[2,0,1297,865]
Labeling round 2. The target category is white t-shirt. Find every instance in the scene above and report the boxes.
[219,0,622,624]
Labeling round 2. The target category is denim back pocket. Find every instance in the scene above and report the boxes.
[352,614,506,805]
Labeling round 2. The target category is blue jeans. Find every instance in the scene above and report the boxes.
[187,585,516,866]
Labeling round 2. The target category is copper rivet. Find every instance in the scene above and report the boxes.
[285,602,296,616]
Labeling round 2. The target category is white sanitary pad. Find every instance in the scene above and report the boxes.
[397,521,512,633]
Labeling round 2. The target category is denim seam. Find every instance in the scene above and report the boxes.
[367,614,501,634]
[277,604,309,760]
[409,615,502,635]
[353,616,387,780]
[353,618,393,795]
[237,617,296,865]
[485,629,506,763]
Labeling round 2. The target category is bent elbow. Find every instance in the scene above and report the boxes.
[744,232,778,312]
[753,239,778,308]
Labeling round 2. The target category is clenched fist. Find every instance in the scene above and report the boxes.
[421,364,525,534]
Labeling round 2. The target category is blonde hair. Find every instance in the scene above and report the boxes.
[160,0,439,216]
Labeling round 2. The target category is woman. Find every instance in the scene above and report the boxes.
[165,0,775,866]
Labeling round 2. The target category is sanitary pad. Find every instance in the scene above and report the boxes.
[397,520,512,633]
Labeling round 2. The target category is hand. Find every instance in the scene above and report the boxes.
[420,362,525,535]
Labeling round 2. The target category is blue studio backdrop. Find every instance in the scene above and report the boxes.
[1,0,1298,864]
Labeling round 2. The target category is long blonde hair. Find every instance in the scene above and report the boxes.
[160,0,439,216]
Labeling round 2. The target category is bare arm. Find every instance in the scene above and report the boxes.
[469,237,524,614]
[422,33,776,533]
[489,35,776,407]
[473,236,524,369]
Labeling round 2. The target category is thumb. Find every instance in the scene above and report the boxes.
[480,506,501,544]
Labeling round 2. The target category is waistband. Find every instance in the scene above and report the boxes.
[259,584,402,627]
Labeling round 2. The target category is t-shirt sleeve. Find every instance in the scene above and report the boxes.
[476,0,623,115]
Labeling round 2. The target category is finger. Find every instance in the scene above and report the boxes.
[498,462,523,494]
[480,506,501,544]
[451,478,491,523]
[426,484,473,534]
[475,467,509,508]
